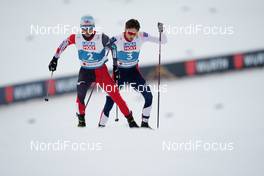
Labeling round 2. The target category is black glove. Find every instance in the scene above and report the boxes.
[158,22,164,33]
[49,56,58,71]
[113,65,120,82]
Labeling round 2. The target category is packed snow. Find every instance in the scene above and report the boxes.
[0,69,264,176]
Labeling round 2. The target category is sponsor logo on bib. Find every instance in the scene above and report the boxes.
[124,42,136,51]
[82,41,96,50]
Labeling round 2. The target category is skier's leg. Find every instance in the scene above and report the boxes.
[96,68,129,116]
[130,67,153,127]
[98,96,114,127]
[103,96,115,117]
[76,68,95,126]
[76,82,91,115]
[99,76,124,127]
[96,65,138,127]
[139,85,153,122]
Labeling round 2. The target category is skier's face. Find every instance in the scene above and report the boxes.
[81,26,95,36]
[125,28,138,41]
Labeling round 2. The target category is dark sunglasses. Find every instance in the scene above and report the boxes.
[126,31,137,36]
[81,25,95,30]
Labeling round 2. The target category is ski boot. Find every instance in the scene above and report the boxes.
[125,112,139,128]
[141,116,152,129]
[76,113,86,127]
[141,121,152,129]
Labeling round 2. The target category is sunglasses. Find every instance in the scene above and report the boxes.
[126,31,137,36]
[81,25,95,30]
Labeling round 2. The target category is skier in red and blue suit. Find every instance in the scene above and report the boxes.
[48,15,139,128]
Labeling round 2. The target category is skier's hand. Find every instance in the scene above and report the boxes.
[158,22,164,33]
[113,65,120,82]
[49,56,58,72]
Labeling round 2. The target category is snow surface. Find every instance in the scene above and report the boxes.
[1,0,264,85]
[0,68,264,176]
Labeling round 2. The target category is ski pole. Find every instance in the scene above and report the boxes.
[113,56,119,122]
[44,71,54,102]
[114,78,119,122]
[115,102,119,122]
[157,22,163,128]
[85,83,96,107]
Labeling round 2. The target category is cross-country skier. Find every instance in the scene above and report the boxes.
[48,15,139,128]
[98,19,167,128]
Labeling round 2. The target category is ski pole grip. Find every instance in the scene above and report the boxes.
[157,22,164,33]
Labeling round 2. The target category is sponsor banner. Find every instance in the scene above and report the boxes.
[184,55,232,76]
[54,76,78,95]
[0,87,5,105]
[142,49,264,80]
[1,82,45,104]
[0,76,78,105]
[13,82,45,101]
[0,49,263,105]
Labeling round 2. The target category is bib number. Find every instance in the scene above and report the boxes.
[87,53,93,61]
[127,52,133,60]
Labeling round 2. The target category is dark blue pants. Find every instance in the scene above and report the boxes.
[102,66,153,119]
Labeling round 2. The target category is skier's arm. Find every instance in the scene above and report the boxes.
[49,34,75,71]
[102,34,118,65]
[110,43,119,81]
[140,32,167,44]
[102,33,117,51]
[102,34,119,81]
[54,34,76,58]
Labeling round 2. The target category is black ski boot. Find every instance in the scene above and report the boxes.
[141,121,152,129]
[98,124,105,128]
[126,112,139,128]
[76,113,86,127]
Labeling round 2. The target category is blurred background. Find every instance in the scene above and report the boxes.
[0,0,264,175]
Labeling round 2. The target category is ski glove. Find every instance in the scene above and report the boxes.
[158,22,164,33]
[49,56,58,71]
